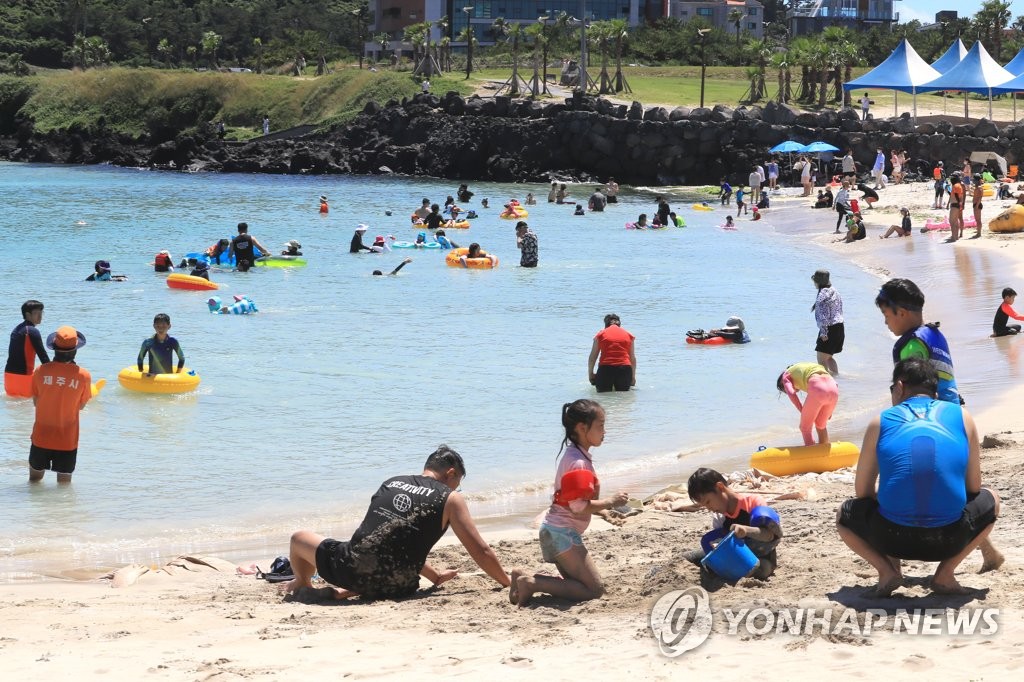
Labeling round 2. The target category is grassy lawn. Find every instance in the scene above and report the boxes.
[467,64,1024,119]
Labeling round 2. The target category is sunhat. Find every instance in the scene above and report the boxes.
[46,326,86,350]
[355,224,368,232]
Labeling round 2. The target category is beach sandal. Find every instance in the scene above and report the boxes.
[256,555,295,583]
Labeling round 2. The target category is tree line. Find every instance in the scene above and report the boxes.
[2,0,1024,106]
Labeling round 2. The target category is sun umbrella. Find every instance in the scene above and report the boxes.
[799,142,841,184]
[800,141,839,153]
[769,140,805,153]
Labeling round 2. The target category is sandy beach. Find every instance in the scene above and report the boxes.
[4,178,1024,680]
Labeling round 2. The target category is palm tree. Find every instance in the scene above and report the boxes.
[456,26,476,77]
[491,18,526,95]
[728,9,746,48]
[525,23,545,96]
[373,32,390,68]
[588,22,613,94]
[608,18,630,94]
[201,31,222,69]
[435,15,450,71]
[769,51,790,103]
[253,37,263,74]
[820,27,856,106]
[788,36,815,103]
[404,22,428,71]
[157,38,173,67]
[974,0,1012,61]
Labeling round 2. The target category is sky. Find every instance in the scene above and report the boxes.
[898,1,1020,25]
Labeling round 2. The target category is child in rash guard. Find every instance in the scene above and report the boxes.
[683,467,783,581]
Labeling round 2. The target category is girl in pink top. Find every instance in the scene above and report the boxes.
[509,399,629,606]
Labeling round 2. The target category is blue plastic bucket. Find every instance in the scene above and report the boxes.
[700,531,759,583]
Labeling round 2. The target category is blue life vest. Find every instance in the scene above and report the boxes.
[876,397,968,527]
[892,324,960,404]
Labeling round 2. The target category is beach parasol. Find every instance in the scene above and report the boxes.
[769,141,805,184]
[800,142,841,183]
[800,142,839,153]
[769,140,805,153]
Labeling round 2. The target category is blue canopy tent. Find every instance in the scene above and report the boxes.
[1003,47,1024,75]
[919,41,1014,120]
[1002,49,1024,119]
[842,39,940,119]
[930,39,969,115]
[931,39,969,74]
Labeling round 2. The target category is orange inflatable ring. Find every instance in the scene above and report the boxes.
[445,248,499,269]
[167,273,219,291]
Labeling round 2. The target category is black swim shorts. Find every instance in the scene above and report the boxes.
[595,364,633,392]
[838,491,997,562]
[814,322,845,355]
[29,444,78,474]
[315,538,419,599]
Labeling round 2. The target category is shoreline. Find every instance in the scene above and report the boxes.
[9,181,1024,583]
[5,179,1024,677]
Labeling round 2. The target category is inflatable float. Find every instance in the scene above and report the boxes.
[255,256,307,267]
[749,441,860,476]
[692,204,715,211]
[499,209,527,220]
[445,248,499,269]
[393,241,441,249]
[686,335,731,345]
[923,215,977,231]
[118,367,201,394]
[167,273,219,291]
[989,205,1024,234]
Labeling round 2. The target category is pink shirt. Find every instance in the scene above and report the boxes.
[543,443,598,534]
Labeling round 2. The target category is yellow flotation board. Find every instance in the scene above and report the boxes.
[749,441,859,476]
[989,204,1024,234]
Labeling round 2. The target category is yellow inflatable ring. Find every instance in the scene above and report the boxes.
[692,204,715,211]
[445,248,499,269]
[982,183,994,197]
[118,366,201,394]
[749,441,859,476]
[499,209,528,219]
[989,204,1024,233]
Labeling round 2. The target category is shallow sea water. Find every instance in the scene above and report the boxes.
[0,163,937,579]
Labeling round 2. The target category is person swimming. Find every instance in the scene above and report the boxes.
[207,295,258,314]
[725,216,735,227]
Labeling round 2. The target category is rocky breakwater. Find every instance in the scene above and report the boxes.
[3,91,1023,184]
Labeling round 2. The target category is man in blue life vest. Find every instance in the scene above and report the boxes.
[837,359,1001,596]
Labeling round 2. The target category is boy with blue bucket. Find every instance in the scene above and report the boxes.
[683,467,783,583]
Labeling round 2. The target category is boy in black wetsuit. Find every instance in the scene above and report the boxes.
[137,313,185,376]
[993,287,1024,337]
[5,299,49,397]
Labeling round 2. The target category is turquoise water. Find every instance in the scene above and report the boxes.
[0,163,898,579]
